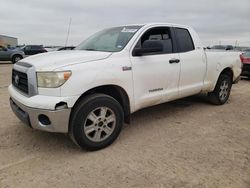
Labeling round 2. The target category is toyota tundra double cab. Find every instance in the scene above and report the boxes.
[9,23,242,150]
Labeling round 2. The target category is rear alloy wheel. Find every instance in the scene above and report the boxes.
[12,55,23,64]
[219,80,229,101]
[208,74,232,105]
[70,94,124,150]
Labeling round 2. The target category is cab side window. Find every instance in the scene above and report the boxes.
[135,27,173,55]
[175,28,194,53]
[25,46,31,51]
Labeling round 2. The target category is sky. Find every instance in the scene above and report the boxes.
[0,0,250,47]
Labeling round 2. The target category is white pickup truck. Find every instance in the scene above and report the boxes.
[9,23,241,150]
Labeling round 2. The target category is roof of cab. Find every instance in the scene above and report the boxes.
[124,22,191,29]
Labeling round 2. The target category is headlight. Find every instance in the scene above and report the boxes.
[37,71,72,88]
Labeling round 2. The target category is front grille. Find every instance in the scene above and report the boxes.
[12,69,29,94]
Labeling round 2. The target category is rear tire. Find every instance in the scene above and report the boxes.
[208,74,232,105]
[12,55,23,64]
[69,94,124,150]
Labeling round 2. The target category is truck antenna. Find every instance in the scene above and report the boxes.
[65,17,72,47]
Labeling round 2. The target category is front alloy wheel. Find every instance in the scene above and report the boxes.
[84,107,116,142]
[70,94,124,150]
[12,55,22,64]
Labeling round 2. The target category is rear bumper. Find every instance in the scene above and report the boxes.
[241,64,250,76]
[10,97,71,133]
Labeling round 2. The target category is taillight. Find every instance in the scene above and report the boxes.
[240,54,250,64]
[240,54,244,63]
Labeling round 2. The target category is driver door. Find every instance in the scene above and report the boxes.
[130,27,180,110]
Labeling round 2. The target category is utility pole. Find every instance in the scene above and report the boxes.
[235,40,238,47]
[65,17,72,47]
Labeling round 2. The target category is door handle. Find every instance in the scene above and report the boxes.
[169,59,180,64]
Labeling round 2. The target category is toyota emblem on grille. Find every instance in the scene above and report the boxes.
[15,75,20,85]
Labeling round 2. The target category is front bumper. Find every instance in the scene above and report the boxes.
[10,97,71,133]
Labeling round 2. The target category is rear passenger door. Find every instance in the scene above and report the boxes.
[25,46,40,55]
[174,27,206,97]
[30,46,39,55]
[24,46,32,55]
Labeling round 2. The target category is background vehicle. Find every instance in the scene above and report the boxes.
[9,23,242,150]
[21,45,47,55]
[210,45,234,51]
[0,45,25,63]
[57,46,75,51]
[44,46,59,52]
[240,52,250,78]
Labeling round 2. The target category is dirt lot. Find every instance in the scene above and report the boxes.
[0,63,249,188]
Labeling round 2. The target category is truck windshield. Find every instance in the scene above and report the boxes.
[75,26,142,52]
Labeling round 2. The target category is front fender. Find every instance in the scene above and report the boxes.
[58,55,134,111]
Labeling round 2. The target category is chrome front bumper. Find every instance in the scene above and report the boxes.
[10,97,71,133]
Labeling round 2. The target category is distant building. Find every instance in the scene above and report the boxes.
[0,35,18,48]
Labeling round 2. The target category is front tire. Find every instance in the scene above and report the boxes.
[208,74,232,105]
[12,55,23,64]
[69,94,124,150]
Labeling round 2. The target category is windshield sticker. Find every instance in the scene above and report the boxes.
[121,28,138,33]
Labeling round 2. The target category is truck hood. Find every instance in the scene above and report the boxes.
[21,50,112,71]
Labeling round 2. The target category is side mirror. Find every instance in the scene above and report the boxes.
[133,40,163,56]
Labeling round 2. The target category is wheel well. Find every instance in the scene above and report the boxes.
[220,68,234,82]
[12,54,22,58]
[12,54,22,60]
[72,85,131,124]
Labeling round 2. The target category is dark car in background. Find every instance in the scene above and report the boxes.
[240,52,250,79]
[21,45,47,55]
[0,45,25,63]
[57,46,75,51]
[210,45,234,51]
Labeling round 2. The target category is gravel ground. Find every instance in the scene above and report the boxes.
[0,63,250,188]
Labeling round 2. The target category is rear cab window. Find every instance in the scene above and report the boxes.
[174,28,195,53]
